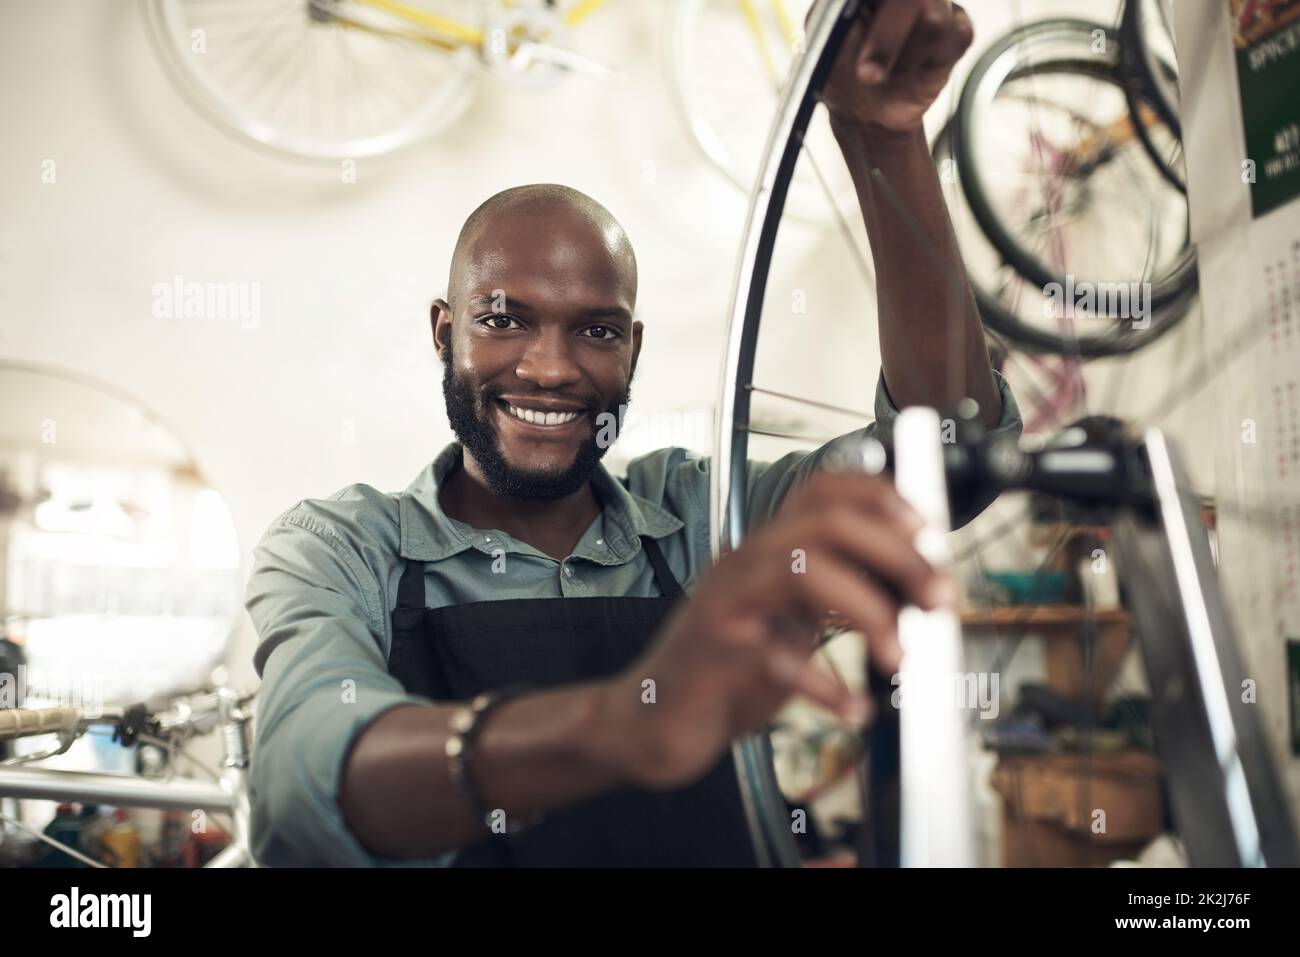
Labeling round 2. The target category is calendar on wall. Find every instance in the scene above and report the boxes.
[1251,219,1300,642]
[1177,2,1300,786]
[1206,189,1300,764]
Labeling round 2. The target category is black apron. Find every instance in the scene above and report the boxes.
[387,532,760,867]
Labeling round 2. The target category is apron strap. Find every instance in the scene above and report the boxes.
[395,556,427,612]
[640,536,684,600]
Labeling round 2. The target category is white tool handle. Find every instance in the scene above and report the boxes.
[893,407,976,867]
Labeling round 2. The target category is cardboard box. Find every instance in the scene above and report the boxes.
[991,751,1163,867]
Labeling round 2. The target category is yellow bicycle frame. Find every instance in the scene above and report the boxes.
[351,0,608,48]
[738,0,802,89]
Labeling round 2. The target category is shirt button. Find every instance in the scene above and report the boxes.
[595,538,603,546]
[563,565,574,578]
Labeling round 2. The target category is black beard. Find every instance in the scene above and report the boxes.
[441,342,632,502]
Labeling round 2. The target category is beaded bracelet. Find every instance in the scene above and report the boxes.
[446,685,544,836]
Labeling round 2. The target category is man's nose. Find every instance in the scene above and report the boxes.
[515,330,581,390]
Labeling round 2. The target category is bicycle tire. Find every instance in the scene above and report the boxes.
[1118,0,1186,193]
[1121,0,1181,137]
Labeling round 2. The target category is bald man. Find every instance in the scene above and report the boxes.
[245,1,1022,867]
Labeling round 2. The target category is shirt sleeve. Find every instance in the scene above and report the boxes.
[244,507,456,867]
[744,368,1022,531]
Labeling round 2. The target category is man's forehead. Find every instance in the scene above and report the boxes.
[468,215,623,267]
[459,238,632,306]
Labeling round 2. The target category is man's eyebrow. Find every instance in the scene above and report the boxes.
[466,294,631,322]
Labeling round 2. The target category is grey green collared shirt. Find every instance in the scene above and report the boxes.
[244,371,1021,866]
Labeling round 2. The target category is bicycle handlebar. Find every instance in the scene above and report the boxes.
[873,414,1156,514]
[0,688,255,745]
[0,707,82,741]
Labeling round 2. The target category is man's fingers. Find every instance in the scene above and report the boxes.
[831,509,952,608]
[790,545,902,645]
[779,505,953,611]
[942,3,975,66]
[865,623,903,676]
[782,470,925,538]
[856,0,925,82]
[720,534,902,651]
[732,500,956,649]
[768,649,869,724]
[894,1,971,75]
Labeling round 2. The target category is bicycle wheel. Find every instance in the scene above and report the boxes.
[144,0,486,160]
[935,118,1193,359]
[1118,0,1185,192]
[712,0,1296,868]
[953,20,1197,333]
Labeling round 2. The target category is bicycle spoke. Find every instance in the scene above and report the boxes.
[734,421,838,445]
[1010,0,1064,291]
[205,6,309,91]
[962,520,1073,725]
[182,0,300,24]
[338,24,428,124]
[250,20,318,121]
[800,145,879,297]
[0,813,109,868]
[745,383,873,421]
[340,30,381,133]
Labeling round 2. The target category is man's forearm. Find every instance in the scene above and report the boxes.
[339,681,633,860]
[832,116,1001,427]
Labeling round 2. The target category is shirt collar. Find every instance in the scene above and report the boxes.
[398,442,684,563]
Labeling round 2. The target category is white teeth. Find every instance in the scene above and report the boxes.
[507,404,580,426]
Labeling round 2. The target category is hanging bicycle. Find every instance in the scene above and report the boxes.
[145,0,615,160]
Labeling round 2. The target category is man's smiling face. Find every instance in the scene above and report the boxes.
[433,195,641,502]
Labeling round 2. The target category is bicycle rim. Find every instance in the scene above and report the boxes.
[144,0,484,161]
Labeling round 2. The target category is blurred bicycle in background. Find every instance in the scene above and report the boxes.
[145,0,615,159]
[0,679,256,868]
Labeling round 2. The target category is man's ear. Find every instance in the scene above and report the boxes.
[629,319,644,377]
[431,298,452,359]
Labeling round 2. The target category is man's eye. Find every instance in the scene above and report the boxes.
[478,315,521,331]
[582,325,621,340]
